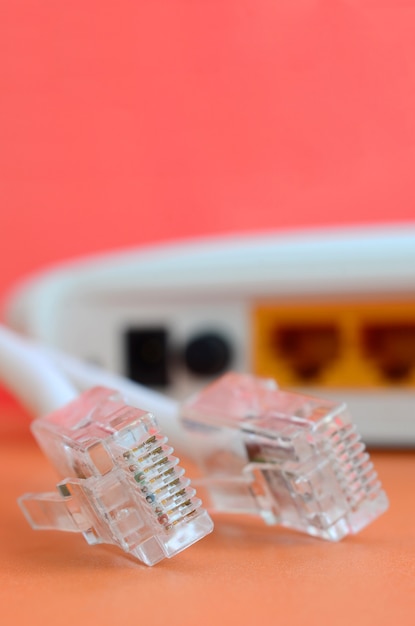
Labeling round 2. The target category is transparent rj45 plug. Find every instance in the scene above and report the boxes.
[181,373,388,541]
[19,387,213,565]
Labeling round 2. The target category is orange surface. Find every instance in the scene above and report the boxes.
[1,408,415,626]
[1,1,415,624]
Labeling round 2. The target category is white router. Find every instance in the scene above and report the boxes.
[6,224,415,446]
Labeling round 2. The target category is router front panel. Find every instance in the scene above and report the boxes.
[54,292,415,384]
[45,287,415,445]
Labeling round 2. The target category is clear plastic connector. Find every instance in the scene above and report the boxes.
[181,373,388,541]
[19,387,213,565]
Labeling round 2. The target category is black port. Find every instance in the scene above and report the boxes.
[362,323,415,381]
[184,332,233,377]
[125,328,169,386]
[274,324,340,381]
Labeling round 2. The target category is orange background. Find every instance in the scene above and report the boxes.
[1,2,415,624]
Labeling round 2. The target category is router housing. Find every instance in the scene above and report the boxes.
[6,225,415,446]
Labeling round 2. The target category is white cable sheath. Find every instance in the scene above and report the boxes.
[0,325,78,416]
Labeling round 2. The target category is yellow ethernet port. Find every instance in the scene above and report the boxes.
[274,323,340,381]
[253,301,415,388]
[362,323,415,382]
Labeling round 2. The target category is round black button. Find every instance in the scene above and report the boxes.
[184,333,232,376]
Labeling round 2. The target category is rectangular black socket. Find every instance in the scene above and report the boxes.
[125,328,169,387]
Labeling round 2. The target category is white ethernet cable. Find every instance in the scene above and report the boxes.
[0,324,78,415]
[0,324,213,566]
[47,350,388,541]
